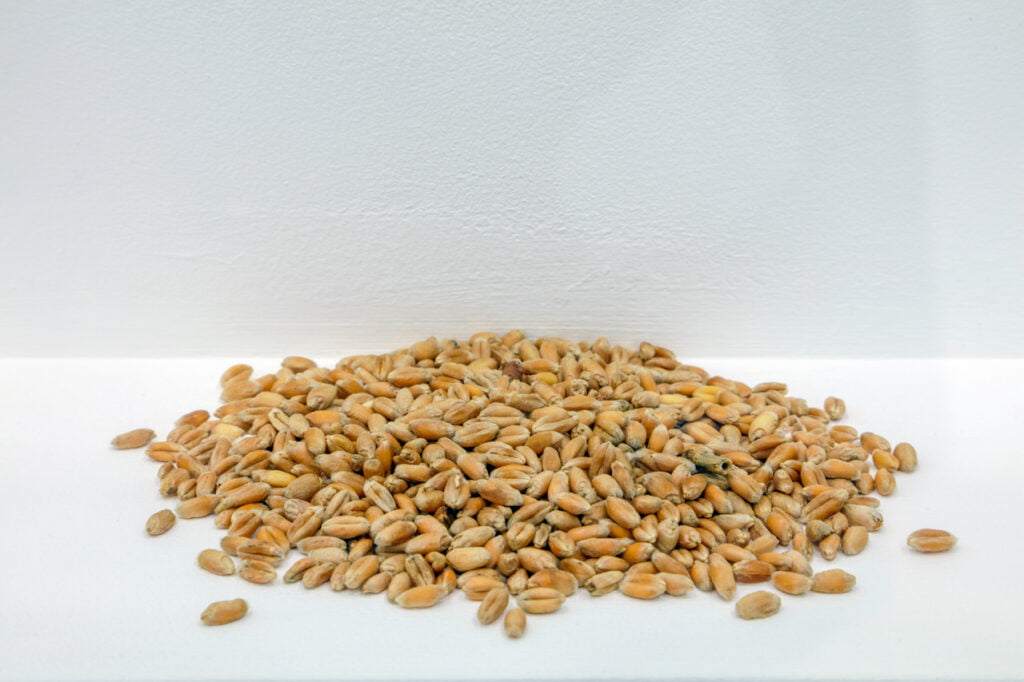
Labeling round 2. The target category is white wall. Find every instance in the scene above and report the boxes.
[2,1,1022,357]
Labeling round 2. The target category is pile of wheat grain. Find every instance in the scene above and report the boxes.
[113,331,953,633]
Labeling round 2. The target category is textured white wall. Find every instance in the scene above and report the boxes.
[1,1,1022,357]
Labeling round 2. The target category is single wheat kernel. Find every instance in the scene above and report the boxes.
[200,598,248,626]
[477,587,510,625]
[395,584,447,609]
[894,443,919,472]
[198,549,235,576]
[907,528,957,553]
[772,571,812,595]
[111,428,156,450]
[811,569,856,594]
[145,509,175,536]
[504,608,527,639]
[517,587,566,614]
[842,526,869,556]
[736,591,781,620]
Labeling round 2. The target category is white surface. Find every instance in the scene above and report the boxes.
[0,357,1021,681]
[2,2,1024,357]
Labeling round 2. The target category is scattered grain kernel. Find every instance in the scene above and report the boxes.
[736,591,781,620]
[111,428,156,450]
[145,509,175,536]
[504,608,527,639]
[772,571,812,595]
[200,598,247,626]
[198,549,235,576]
[811,569,856,594]
[907,528,956,553]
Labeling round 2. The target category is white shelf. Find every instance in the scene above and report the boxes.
[1,357,1020,681]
